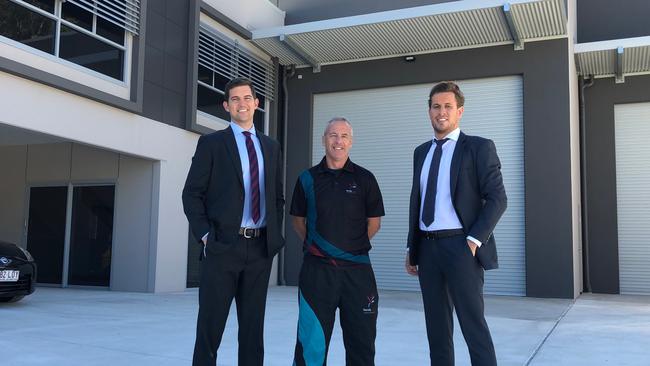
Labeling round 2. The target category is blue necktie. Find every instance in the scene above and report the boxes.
[421,138,449,227]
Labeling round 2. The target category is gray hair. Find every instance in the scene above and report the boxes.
[323,117,353,137]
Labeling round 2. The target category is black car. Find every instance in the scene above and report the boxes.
[0,241,37,303]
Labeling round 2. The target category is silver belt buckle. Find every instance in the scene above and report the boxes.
[243,227,253,238]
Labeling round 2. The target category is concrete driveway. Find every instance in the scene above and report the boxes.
[1,287,649,365]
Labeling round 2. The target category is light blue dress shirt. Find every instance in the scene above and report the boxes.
[230,122,267,228]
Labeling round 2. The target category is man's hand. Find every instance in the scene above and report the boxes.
[405,252,418,276]
[467,240,477,257]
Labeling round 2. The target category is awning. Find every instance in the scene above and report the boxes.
[575,36,650,83]
[251,0,567,70]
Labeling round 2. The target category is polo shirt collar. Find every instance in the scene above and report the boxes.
[317,156,355,173]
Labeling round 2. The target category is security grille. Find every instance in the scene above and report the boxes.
[198,24,276,100]
[615,102,650,295]
[66,0,141,35]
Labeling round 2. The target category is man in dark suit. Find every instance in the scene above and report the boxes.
[182,77,285,366]
[405,81,507,366]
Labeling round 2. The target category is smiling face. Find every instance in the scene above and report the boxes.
[429,91,464,139]
[322,120,353,169]
[223,85,259,129]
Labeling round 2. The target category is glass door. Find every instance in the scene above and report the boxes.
[26,186,68,285]
[25,185,115,287]
[67,185,115,287]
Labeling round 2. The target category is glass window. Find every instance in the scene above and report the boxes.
[197,84,230,121]
[23,0,55,13]
[96,16,125,45]
[214,72,229,90]
[59,25,124,80]
[0,0,130,81]
[0,0,56,54]
[62,2,92,31]
[198,65,212,85]
[253,109,266,132]
[257,94,266,110]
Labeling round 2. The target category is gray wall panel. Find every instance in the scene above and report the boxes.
[70,144,119,182]
[26,143,72,183]
[0,145,27,246]
[285,39,576,298]
[141,0,190,128]
[584,74,650,294]
[577,0,650,43]
[112,155,154,292]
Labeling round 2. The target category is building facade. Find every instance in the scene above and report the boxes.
[1,0,648,298]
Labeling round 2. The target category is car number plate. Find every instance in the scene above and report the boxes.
[0,270,19,282]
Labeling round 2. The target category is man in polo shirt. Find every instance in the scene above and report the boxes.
[290,117,385,366]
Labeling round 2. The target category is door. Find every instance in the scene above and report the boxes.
[26,186,68,284]
[615,102,650,295]
[311,76,526,295]
[68,185,115,287]
[25,185,115,287]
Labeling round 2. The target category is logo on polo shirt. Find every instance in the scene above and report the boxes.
[345,182,358,194]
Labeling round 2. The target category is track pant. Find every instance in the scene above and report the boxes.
[192,235,273,366]
[294,255,378,366]
[418,234,497,366]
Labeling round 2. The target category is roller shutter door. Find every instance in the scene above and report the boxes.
[312,76,525,296]
[615,102,650,295]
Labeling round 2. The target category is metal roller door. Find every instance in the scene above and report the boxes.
[312,76,525,296]
[615,102,650,295]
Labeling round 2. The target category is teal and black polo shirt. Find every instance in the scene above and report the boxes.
[290,157,385,265]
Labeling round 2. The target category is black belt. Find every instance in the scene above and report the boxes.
[419,229,465,240]
[238,227,266,238]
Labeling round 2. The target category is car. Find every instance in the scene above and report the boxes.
[0,241,37,303]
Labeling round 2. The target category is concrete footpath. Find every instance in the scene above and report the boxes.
[1,287,649,365]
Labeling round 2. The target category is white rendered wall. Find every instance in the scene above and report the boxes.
[0,71,198,293]
[568,0,583,298]
[204,0,285,30]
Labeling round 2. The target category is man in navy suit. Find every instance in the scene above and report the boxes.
[183,77,285,366]
[405,81,506,366]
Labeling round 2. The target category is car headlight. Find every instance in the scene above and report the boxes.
[18,246,34,261]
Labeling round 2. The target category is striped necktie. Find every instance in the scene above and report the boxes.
[242,131,260,224]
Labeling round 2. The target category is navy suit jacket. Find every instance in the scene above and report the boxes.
[182,126,285,257]
[407,131,507,270]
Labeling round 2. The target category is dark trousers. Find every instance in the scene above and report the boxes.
[294,255,378,366]
[192,234,273,366]
[417,235,497,366]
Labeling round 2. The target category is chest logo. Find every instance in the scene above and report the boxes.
[345,182,358,194]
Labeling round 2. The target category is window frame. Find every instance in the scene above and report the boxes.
[1,0,130,83]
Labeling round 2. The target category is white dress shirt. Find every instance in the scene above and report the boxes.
[419,128,481,247]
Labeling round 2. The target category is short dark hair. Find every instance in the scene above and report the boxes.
[428,81,465,108]
[224,77,257,101]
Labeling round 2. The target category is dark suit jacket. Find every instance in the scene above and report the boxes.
[407,132,507,270]
[182,126,285,257]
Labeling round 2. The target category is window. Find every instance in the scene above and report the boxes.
[197,23,276,131]
[0,0,141,81]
